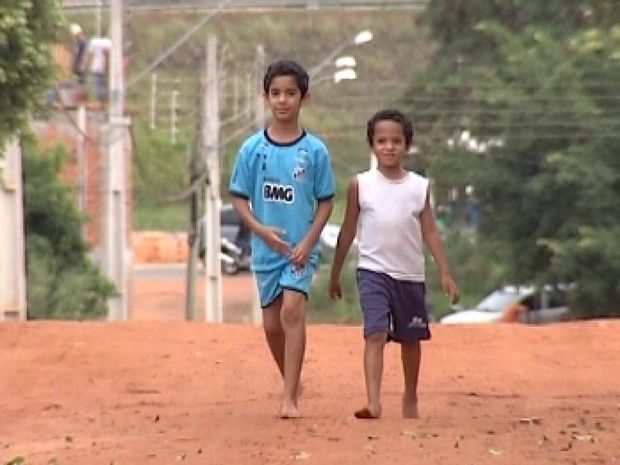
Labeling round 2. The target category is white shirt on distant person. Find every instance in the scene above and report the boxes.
[87,37,112,74]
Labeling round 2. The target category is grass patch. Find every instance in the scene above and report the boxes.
[133,202,188,231]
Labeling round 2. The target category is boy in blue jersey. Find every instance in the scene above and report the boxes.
[229,60,335,419]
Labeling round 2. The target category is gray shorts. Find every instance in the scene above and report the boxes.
[357,268,431,343]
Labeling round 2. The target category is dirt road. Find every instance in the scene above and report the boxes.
[129,265,257,322]
[2,265,619,464]
[2,316,619,465]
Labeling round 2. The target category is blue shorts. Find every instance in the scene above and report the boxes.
[357,268,431,343]
[255,262,317,308]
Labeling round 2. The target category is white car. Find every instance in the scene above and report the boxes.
[440,285,535,324]
[319,223,358,251]
[440,284,570,325]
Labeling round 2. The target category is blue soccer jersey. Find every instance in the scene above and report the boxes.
[229,129,335,271]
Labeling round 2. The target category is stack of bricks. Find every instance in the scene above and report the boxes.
[132,231,189,264]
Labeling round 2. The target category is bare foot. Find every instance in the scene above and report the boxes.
[402,396,419,419]
[279,403,301,419]
[354,406,381,419]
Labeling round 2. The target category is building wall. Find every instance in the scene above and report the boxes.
[32,114,133,259]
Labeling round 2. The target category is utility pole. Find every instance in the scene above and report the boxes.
[170,89,179,144]
[76,105,87,239]
[249,44,266,326]
[150,73,157,129]
[185,79,206,321]
[254,44,266,132]
[0,138,27,321]
[95,0,102,36]
[203,34,223,323]
[103,0,131,321]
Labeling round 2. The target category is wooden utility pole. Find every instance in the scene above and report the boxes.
[0,138,27,321]
[103,0,131,321]
[203,35,223,323]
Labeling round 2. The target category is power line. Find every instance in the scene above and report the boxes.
[62,0,429,11]
[127,0,232,89]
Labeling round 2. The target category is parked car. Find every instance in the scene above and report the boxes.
[440,284,570,325]
[318,222,358,252]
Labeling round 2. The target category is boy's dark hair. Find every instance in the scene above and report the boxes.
[366,109,414,148]
[263,60,309,98]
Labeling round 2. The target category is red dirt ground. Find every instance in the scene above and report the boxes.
[1,270,619,465]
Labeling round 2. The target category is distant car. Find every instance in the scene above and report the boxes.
[440,284,570,325]
[319,223,341,250]
[318,223,358,252]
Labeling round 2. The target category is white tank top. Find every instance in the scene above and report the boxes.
[356,169,429,281]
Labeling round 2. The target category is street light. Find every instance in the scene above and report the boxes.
[335,56,356,68]
[353,30,373,45]
[313,67,357,86]
[308,29,373,79]
[334,68,357,83]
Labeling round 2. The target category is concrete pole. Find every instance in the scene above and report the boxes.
[0,138,27,321]
[104,0,131,321]
[150,73,157,130]
[76,105,87,239]
[185,80,206,321]
[249,44,266,326]
[204,35,223,323]
[254,44,266,131]
[171,89,179,144]
[233,75,239,115]
[95,0,102,37]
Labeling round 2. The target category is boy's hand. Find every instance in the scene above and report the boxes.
[440,273,460,305]
[259,226,291,256]
[329,277,342,300]
[289,238,312,268]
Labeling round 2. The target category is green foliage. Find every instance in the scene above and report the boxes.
[408,0,620,317]
[105,9,424,230]
[131,122,191,229]
[308,252,361,324]
[425,229,510,318]
[308,229,511,323]
[23,141,115,320]
[543,226,620,318]
[0,0,64,151]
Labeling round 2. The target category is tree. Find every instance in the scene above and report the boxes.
[0,0,64,151]
[407,0,620,316]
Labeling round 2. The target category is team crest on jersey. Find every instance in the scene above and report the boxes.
[293,148,309,181]
[263,182,294,203]
[292,164,307,181]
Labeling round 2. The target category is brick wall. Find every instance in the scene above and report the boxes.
[32,114,132,257]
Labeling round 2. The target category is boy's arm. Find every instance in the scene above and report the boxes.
[231,196,291,256]
[329,178,360,299]
[289,197,333,267]
[419,189,460,304]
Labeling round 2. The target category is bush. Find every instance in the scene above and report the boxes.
[308,252,361,324]
[132,122,190,230]
[425,228,510,319]
[308,227,510,323]
[23,142,115,320]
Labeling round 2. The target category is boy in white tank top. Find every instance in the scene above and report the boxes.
[329,109,459,419]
